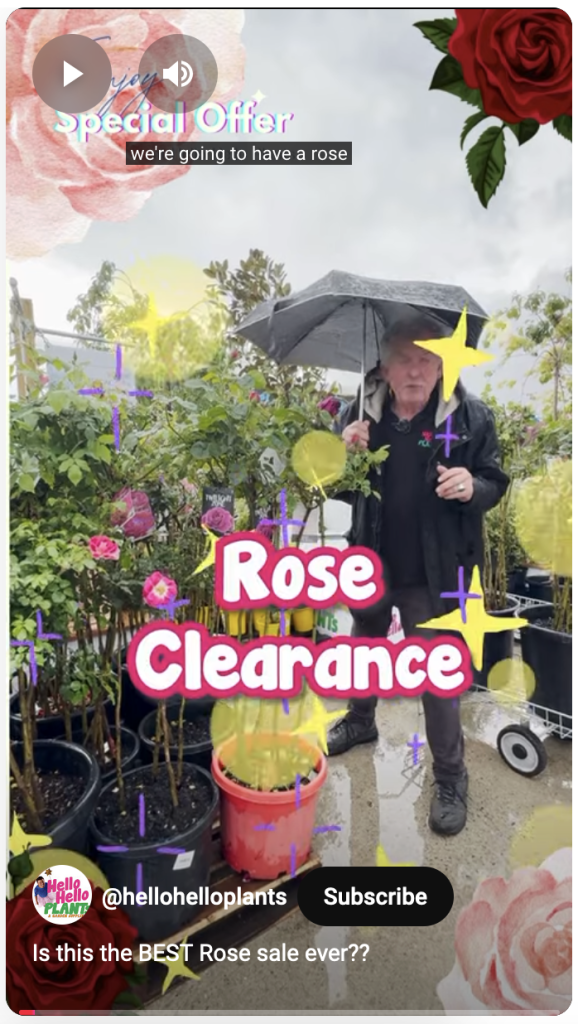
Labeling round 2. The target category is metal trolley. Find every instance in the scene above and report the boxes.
[470,594,572,778]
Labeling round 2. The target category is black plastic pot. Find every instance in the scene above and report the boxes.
[507,567,528,597]
[473,597,520,689]
[138,699,214,772]
[525,570,553,604]
[56,725,141,784]
[90,762,218,940]
[11,739,101,853]
[519,620,572,732]
[10,691,112,742]
[111,651,180,732]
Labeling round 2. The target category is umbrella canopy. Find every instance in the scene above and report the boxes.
[235,269,488,373]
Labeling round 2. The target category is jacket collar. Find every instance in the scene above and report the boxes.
[362,368,461,427]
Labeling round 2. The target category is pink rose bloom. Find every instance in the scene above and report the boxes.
[255,521,274,540]
[438,848,571,1016]
[143,571,178,609]
[89,535,120,561]
[7,9,245,259]
[318,395,341,417]
[201,506,234,535]
[111,488,155,539]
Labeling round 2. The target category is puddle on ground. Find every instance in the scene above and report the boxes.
[315,764,351,1007]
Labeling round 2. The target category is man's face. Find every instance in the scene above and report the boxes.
[380,335,442,405]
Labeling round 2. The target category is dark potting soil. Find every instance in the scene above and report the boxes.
[166,715,211,746]
[223,766,316,793]
[533,617,572,634]
[94,763,214,845]
[10,771,86,832]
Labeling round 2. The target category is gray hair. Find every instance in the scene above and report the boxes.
[380,312,453,365]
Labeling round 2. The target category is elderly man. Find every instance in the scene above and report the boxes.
[328,311,509,835]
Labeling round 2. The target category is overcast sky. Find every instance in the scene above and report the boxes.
[9,7,571,405]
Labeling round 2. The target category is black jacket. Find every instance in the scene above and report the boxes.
[334,372,509,622]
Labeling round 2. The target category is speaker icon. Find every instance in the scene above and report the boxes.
[163,60,193,89]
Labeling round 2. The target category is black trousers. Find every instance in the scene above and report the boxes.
[349,586,465,784]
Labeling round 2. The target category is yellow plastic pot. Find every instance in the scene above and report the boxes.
[226,611,248,636]
[292,607,315,632]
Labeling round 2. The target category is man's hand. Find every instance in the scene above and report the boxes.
[436,465,474,502]
[342,420,370,451]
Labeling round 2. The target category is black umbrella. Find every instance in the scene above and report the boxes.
[235,269,488,413]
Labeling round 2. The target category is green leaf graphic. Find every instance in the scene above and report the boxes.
[466,126,507,208]
[414,18,457,54]
[430,55,483,109]
[506,119,540,145]
[553,114,572,141]
[460,111,489,149]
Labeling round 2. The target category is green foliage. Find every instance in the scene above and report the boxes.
[460,111,489,149]
[553,114,572,141]
[413,17,457,54]
[429,54,483,109]
[465,126,506,208]
[484,271,572,420]
[506,119,540,146]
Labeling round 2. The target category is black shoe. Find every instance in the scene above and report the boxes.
[429,773,468,836]
[327,714,378,756]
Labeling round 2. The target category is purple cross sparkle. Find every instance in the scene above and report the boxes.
[10,610,62,686]
[78,344,153,452]
[435,414,460,459]
[407,733,425,766]
[259,489,305,715]
[440,566,481,623]
[159,597,190,621]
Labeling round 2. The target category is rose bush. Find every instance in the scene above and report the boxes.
[7,8,245,258]
[6,883,138,1012]
[89,535,120,561]
[449,9,572,124]
[143,571,178,609]
[318,395,341,417]
[437,848,571,1016]
[202,506,235,535]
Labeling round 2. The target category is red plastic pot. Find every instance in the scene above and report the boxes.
[212,734,327,880]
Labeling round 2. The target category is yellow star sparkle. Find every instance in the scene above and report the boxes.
[128,298,184,353]
[292,694,343,755]
[192,527,220,576]
[158,938,200,994]
[376,843,415,867]
[414,306,494,401]
[416,566,527,671]
[9,814,52,856]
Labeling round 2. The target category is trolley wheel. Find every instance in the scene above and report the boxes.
[497,725,547,777]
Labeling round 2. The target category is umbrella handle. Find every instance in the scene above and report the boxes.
[358,301,367,419]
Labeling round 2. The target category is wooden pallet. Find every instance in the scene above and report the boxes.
[135,818,321,1004]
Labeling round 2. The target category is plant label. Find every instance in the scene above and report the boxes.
[173,850,195,870]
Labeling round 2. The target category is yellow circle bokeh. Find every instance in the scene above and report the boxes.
[291,431,346,490]
[513,459,572,577]
[211,692,321,789]
[112,255,226,383]
[509,805,572,870]
[487,658,536,708]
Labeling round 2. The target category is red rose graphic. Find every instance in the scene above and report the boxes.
[6,883,138,1013]
[449,9,572,124]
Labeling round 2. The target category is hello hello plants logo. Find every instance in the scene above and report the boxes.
[32,865,92,923]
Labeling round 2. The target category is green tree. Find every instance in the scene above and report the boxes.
[486,270,572,420]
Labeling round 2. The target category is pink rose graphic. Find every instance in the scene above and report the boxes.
[143,571,178,609]
[89,535,120,561]
[110,488,155,540]
[437,848,571,1016]
[7,9,245,259]
[201,506,234,535]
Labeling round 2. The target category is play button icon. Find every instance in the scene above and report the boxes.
[33,34,111,114]
[63,61,83,88]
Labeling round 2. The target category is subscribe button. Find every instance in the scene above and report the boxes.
[297,867,453,926]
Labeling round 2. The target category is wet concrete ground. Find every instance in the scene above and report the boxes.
[148,686,571,1015]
